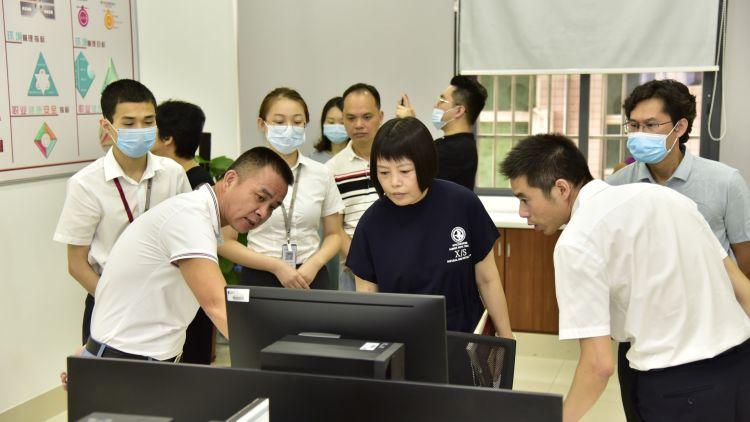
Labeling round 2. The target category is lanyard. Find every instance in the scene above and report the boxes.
[280,166,302,245]
[113,177,152,223]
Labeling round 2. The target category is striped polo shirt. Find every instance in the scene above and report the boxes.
[326,142,380,237]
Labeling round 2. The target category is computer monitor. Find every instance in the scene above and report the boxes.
[226,286,448,383]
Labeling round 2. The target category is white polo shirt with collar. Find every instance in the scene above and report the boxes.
[554,179,750,371]
[53,148,191,274]
[247,153,343,264]
[90,184,223,360]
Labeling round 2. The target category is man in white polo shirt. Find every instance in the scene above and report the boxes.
[326,83,383,291]
[501,134,750,421]
[53,79,191,345]
[83,147,292,361]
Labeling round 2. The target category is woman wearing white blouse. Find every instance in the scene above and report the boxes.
[219,88,344,289]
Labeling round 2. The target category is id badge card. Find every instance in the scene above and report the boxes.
[281,243,297,267]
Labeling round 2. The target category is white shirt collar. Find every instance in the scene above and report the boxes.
[200,184,223,241]
[571,179,610,217]
[103,148,164,183]
[344,142,368,163]
[291,152,312,171]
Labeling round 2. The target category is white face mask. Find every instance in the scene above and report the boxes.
[265,123,305,154]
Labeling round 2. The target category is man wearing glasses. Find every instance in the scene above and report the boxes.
[396,75,487,191]
[607,78,750,421]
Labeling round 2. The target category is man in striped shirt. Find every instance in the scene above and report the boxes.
[326,83,384,291]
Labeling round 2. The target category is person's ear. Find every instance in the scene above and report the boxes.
[454,105,466,120]
[223,169,239,188]
[257,117,266,132]
[100,118,117,141]
[673,118,688,140]
[99,118,112,131]
[554,179,573,201]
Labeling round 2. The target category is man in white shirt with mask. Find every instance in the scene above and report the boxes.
[501,133,750,422]
[54,79,190,345]
[606,79,750,421]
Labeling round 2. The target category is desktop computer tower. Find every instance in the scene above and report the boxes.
[260,334,405,380]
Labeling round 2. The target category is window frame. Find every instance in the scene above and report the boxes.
[461,4,725,197]
[472,72,721,196]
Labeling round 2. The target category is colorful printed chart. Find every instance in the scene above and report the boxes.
[0,0,137,183]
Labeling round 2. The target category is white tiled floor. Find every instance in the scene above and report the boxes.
[512,336,626,422]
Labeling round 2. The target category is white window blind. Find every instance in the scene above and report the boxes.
[458,0,720,75]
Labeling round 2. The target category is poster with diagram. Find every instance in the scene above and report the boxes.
[0,0,137,183]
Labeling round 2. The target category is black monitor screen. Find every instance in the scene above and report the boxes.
[226,286,448,383]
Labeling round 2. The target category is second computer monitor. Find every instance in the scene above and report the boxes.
[226,287,448,383]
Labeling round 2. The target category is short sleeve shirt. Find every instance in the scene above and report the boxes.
[91,184,223,360]
[325,142,379,238]
[555,180,750,371]
[606,151,750,252]
[247,154,343,263]
[53,149,191,274]
[347,180,499,332]
[435,132,478,191]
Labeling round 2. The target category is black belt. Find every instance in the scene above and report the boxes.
[85,337,179,362]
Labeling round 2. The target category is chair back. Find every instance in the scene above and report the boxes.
[446,331,516,389]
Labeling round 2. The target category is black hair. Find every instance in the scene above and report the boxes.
[449,75,488,125]
[258,87,310,123]
[228,146,294,186]
[622,79,697,144]
[370,117,437,198]
[100,79,157,122]
[342,83,381,109]
[500,133,593,196]
[156,100,206,160]
[314,96,345,153]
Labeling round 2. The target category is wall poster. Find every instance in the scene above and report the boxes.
[0,0,137,183]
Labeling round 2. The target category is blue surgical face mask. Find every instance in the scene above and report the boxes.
[323,124,349,144]
[431,108,447,130]
[265,123,305,154]
[115,126,156,158]
[626,125,678,164]
[431,107,458,130]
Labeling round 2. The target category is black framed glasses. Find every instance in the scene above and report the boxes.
[622,120,672,133]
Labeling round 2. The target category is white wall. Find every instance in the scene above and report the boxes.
[137,0,240,160]
[237,0,455,153]
[721,0,750,182]
[0,178,81,412]
[0,0,241,412]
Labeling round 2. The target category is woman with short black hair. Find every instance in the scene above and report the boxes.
[347,117,512,335]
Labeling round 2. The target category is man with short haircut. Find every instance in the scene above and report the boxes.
[606,79,750,421]
[326,83,383,291]
[396,75,487,190]
[607,79,750,276]
[151,99,215,365]
[85,147,292,362]
[54,79,191,345]
[501,134,750,422]
[152,100,213,190]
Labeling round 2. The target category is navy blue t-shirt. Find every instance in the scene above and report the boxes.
[347,179,499,332]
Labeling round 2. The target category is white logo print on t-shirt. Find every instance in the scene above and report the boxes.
[447,226,471,263]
